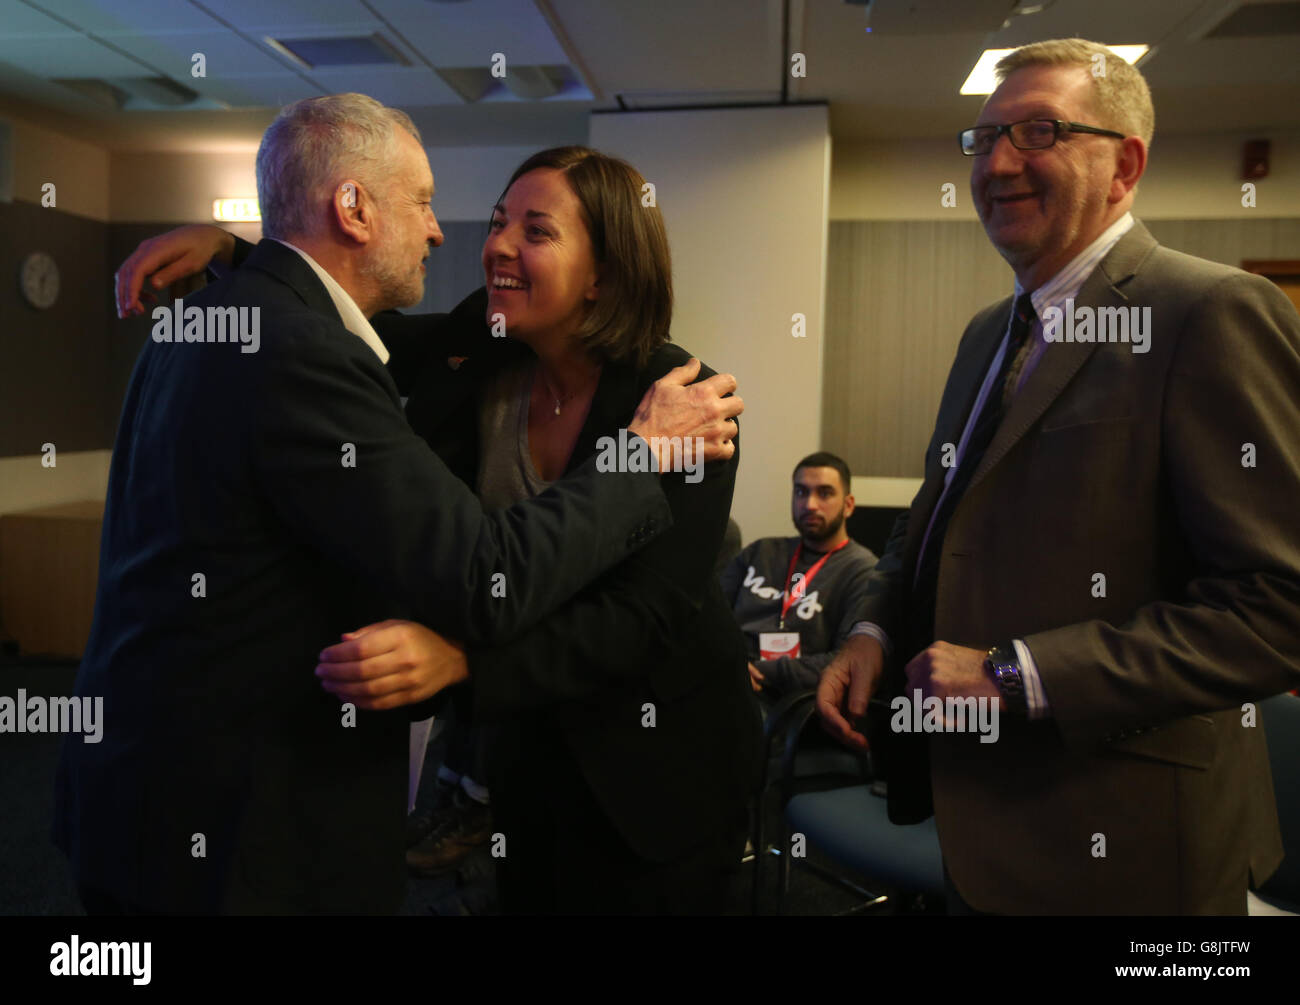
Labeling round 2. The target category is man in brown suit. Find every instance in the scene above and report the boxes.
[819,38,1300,914]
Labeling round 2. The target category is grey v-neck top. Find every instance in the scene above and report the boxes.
[476,361,555,512]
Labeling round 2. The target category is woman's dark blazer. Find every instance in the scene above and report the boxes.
[377,290,765,863]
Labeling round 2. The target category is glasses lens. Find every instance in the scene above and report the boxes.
[1012,120,1058,149]
[962,127,991,155]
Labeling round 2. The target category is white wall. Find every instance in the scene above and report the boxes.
[423,145,543,221]
[831,129,1300,221]
[591,105,831,543]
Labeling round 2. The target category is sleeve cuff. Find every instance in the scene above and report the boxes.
[848,621,892,658]
[1013,638,1050,720]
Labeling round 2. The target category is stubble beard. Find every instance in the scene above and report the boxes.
[800,508,845,547]
[364,241,425,312]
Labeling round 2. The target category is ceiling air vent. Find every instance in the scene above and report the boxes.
[265,34,410,69]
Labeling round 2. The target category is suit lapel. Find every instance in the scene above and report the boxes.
[901,305,1009,569]
[968,222,1158,491]
[241,239,342,321]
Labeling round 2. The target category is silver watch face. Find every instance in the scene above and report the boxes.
[986,650,1023,695]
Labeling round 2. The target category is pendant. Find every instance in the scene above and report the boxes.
[554,401,561,416]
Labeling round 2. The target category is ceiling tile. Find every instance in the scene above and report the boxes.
[0,35,151,77]
[11,0,220,34]
[371,0,569,66]
[196,0,382,32]
[103,30,298,78]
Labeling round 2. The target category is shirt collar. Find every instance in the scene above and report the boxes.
[1016,211,1135,320]
[271,238,390,365]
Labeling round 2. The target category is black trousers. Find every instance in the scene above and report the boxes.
[78,882,162,916]
[440,718,491,788]
[490,732,746,915]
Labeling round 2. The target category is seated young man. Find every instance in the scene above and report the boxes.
[721,452,877,703]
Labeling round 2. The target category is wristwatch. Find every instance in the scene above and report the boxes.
[985,644,1028,717]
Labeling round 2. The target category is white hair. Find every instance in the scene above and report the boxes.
[255,93,421,240]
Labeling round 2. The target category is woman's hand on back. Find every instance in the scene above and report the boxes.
[315,618,468,711]
[115,224,236,319]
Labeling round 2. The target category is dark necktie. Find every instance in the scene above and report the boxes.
[905,292,1037,658]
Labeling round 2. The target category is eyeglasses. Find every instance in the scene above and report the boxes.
[959,119,1127,156]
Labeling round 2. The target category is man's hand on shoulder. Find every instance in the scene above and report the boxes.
[627,357,743,470]
[115,224,235,319]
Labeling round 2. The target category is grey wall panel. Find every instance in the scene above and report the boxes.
[1,199,112,458]
[1144,218,1300,269]
[399,220,491,315]
[823,219,1008,478]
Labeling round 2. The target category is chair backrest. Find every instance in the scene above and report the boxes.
[1259,693,1300,903]
[846,507,904,558]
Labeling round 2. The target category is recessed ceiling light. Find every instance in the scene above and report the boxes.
[959,44,1149,95]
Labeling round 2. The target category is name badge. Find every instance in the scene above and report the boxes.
[759,632,800,661]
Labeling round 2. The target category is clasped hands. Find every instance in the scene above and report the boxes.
[817,636,1002,749]
[316,619,467,711]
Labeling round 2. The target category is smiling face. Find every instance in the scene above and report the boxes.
[971,63,1129,290]
[363,126,443,311]
[482,167,601,346]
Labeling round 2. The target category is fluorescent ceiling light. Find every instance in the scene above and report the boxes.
[959,45,1149,95]
[213,198,261,222]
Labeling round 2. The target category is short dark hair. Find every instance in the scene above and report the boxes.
[499,146,672,370]
[793,452,851,493]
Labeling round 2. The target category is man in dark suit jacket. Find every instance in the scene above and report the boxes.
[819,40,1300,914]
[55,94,740,914]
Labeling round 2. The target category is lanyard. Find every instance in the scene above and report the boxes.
[780,538,850,629]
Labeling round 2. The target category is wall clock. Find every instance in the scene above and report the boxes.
[20,251,59,310]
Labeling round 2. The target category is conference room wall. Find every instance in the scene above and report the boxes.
[591,104,832,544]
[108,145,544,225]
[831,130,1300,221]
[0,112,113,518]
[823,216,1300,479]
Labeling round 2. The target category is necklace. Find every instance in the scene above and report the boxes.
[538,367,577,416]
